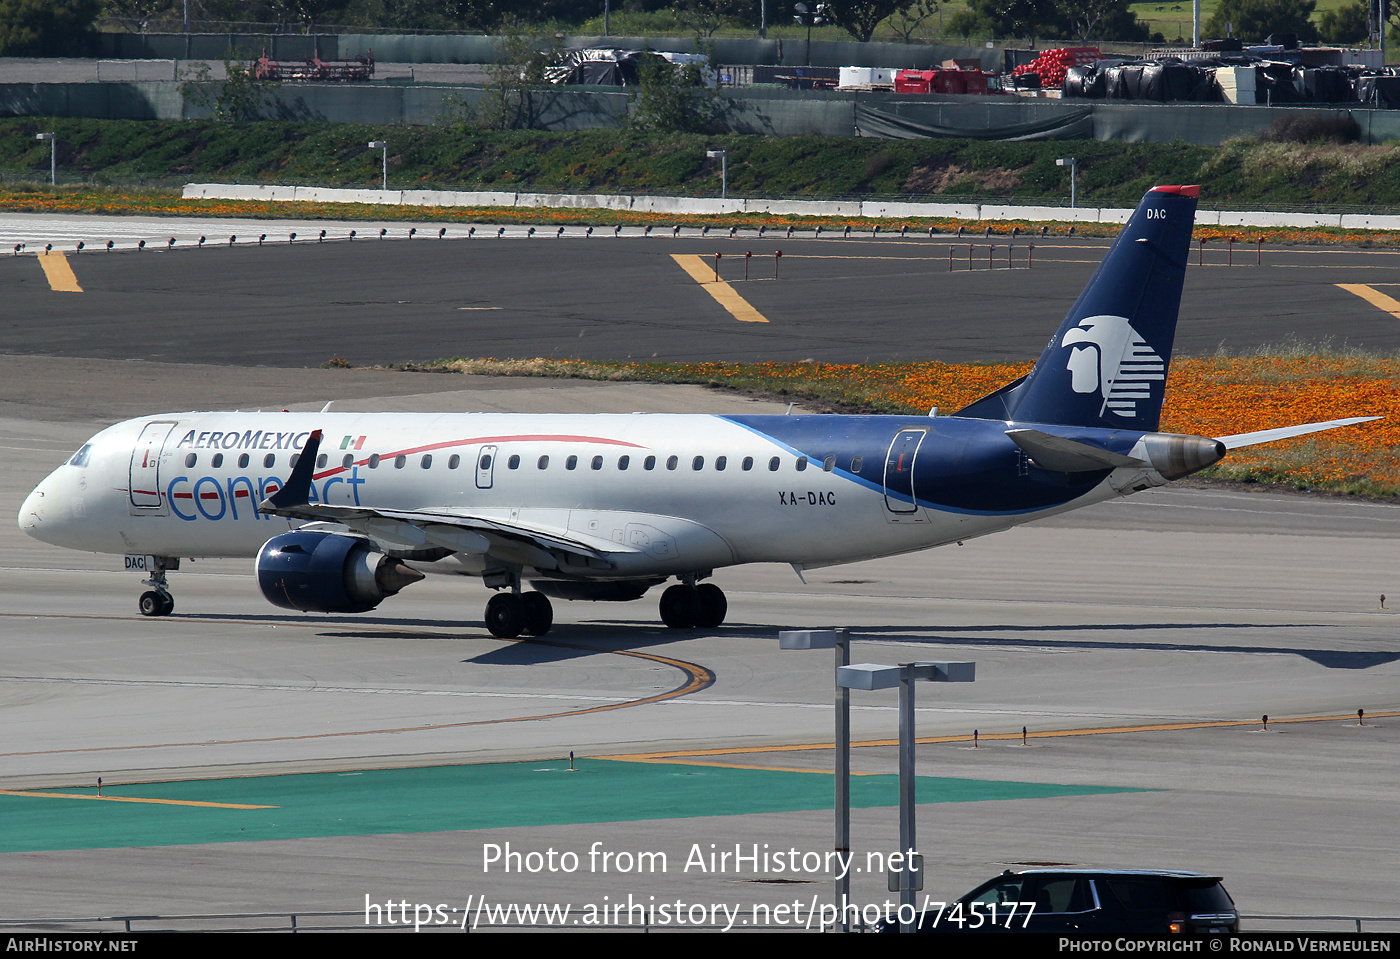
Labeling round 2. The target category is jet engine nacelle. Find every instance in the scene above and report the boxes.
[256,530,424,613]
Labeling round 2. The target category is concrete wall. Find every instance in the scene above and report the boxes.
[0,81,184,120]
[185,182,1400,230]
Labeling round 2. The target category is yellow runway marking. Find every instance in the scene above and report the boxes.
[37,252,82,292]
[603,710,1398,767]
[0,789,276,809]
[1337,283,1400,318]
[671,254,769,323]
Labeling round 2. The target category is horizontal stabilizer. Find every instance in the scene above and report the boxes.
[1006,429,1144,473]
[1215,416,1380,450]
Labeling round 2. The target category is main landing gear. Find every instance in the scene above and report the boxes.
[483,589,554,639]
[659,582,727,629]
[137,557,179,617]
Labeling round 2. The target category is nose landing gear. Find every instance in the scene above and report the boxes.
[136,557,179,617]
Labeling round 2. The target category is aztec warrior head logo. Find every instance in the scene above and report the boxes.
[1061,315,1165,418]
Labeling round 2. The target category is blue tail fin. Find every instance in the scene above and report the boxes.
[957,185,1198,431]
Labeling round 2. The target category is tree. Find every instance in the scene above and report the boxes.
[274,0,353,32]
[832,0,904,41]
[0,0,101,56]
[671,0,747,36]
[953,0,1064,44]
[1062,0,1149,41]
[102,0,178,33]
[886,0,940,43]
[182,51,280,121]
[629,52,712,133]
[1319,0,1367,42]
[1202,0,1318,42]
[478,21,560,130]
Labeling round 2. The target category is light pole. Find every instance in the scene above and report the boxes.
[780,629,852,930]
[35,133,55,186]
[838,660,975,932]
[1056,156,1078,208]
[793,3,830,67]
[706,149,728,200]
[368,140,388,191]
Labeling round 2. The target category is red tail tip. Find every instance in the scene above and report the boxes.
[1150,185,1200,198]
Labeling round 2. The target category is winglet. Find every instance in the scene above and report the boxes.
[259,429,323,513]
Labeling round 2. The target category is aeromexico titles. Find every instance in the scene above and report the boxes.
[19,186,1375,637]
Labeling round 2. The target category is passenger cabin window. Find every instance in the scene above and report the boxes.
[212,453,224,468]
[342,454,353,469]
[290,454,300,469]
[421,454,432,469]
[692,456,705,471]
[742,456,753,471]
[851,456,863,472]
[184,453,197,468]
[591,455,603,470]
[479,453,492,470]
[238,453,250,469]
[667,456,678,470]
[768,456,780,471]
[644,455,656,470]
[565,455,578,470]
[67,445,92,468]
[368,454,380,469]
[823,455,835,472]
[394,454,406,469]
[715,456,727,471]
[796,456,808,472]
[537,455,549,470]
[508,454,520,469]
[316,453,327,468]
[449,454,461,469]
[264,454,276,469]
[618,455,630,470]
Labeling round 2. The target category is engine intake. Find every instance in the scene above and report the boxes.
[256,530,424,613]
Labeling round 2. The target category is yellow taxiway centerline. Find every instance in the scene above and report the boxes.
[671,253,769,323]
[37,252,83,292]
[0,789,276,809]
[602,710,1398,769]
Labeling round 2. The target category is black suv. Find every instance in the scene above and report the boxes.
[882,868,1239,934]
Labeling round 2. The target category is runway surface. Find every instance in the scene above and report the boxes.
[4,212,1400,366]
[1,211,1398,930]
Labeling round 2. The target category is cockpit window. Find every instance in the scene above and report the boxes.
[67,444,92,468]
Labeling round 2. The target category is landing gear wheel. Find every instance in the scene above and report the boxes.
[484,592,526,639]
[659,584,700,629]
[139,591,172,617]
[694,583,727,628]
[521,591,553,637]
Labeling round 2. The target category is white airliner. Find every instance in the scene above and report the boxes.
[18,186,1374,637]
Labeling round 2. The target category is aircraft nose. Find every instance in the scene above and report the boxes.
[18,479,50,534]
[18,472,66,543]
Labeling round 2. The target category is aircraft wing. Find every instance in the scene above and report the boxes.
[1214,416,1381,450]
[257,430,618,570]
